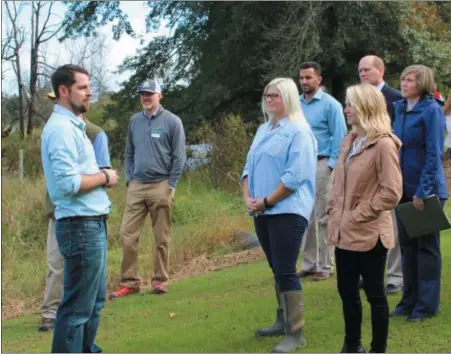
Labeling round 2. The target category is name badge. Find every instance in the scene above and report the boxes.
[151,128,163,138]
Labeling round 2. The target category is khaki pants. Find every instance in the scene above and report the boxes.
[41,218,64,319]
[386,209,403,287]
[120,179,173,288]
[301,158,335,274]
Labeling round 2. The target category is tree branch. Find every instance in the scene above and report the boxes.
[39,23,65,43]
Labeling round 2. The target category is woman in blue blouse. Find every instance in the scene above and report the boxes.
[241,78,317,353]
[391,65,448,322]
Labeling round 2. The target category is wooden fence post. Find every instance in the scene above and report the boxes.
[19,149,24,182]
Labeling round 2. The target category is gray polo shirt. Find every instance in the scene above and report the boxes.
[125,106,186,188]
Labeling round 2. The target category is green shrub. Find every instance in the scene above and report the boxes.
[1,131,43,180]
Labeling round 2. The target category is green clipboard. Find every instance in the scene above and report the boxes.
[395,195,451,238]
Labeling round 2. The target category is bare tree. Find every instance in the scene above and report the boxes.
[261,2,328,81]
[3,1,27,138]
[27,0,65,135]
[62,34,112,99]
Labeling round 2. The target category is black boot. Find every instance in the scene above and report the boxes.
[271,290,306,353]
[255,283,285,337]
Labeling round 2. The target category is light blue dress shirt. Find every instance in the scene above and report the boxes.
[92,131,111,168]
[300,89,347,169]
[41,105,111,219]
[242,117,318,221]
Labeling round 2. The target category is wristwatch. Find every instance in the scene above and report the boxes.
[264,197,273,209]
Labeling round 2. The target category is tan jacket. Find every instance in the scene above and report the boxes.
[326,132,403,252]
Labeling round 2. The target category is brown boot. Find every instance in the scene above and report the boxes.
[271,290,306,353]
[255,283,285,337]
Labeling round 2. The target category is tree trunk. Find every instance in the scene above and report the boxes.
[15,52,25,139]
[27,47,38,136]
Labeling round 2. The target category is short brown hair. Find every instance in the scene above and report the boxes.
[400,65,435,97]
[51,64,89,99]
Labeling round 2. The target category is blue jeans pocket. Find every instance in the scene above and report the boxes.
[83,221,103,234]
[56,221,82,257]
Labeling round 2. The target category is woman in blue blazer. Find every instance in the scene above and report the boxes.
[391,65,448,322]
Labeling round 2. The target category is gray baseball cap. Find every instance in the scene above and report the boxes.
[137,79,162,94]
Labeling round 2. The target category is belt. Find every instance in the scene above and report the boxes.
[59,214,108,223]
[317,155,329,161]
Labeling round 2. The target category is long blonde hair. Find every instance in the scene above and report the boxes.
[346,84,391,137]
[261,78,308,128]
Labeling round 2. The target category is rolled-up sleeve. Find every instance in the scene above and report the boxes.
[48,129,82,196]
[281,129,317,191]
[241,158,250,182]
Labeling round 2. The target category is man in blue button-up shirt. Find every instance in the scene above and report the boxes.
[297,61,347,281]
[41,64,118,353]
[39,89,113,333]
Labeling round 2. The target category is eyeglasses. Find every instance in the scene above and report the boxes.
[263,93,281,101]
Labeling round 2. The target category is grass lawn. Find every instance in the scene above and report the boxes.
[2,231,451,353]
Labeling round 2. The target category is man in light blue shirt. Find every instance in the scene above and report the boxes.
[41,64,118,353]
[297,61,347,281]
[39,90,112,333]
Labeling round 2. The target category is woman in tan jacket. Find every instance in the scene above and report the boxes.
[327,84,403,353]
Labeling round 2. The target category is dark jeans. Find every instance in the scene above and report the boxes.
[335,240,388,353]
[254,213,308,292]
[394,199,444,319]
[51,218,107,353]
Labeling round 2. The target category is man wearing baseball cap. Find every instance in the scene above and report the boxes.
[110,79,186,298]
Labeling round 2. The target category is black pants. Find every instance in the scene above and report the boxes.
[254,213,308,292]
[336,240,389,353]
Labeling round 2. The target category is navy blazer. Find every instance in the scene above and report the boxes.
[381,83,402,123]
[392,95,448,201]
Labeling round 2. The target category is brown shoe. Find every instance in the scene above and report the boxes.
[151,282,168,295]
[296,270,315,278]
[313,272,331,281]
[38,317,54,332]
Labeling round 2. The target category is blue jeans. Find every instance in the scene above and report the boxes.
[52,218,107,353]
[254,213,308,292]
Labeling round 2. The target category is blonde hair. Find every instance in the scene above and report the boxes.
[261,77,308,127]
[346,84,391,137]
[401,64,435,97]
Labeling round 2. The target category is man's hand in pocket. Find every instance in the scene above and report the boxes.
[169,188,176,200]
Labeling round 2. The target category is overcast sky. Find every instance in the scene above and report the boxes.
[1,1,169,95]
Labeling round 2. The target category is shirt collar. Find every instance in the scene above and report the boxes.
[268,117,289,130]
[143,106,163,119]
[376,81,385,91]
[300,88,323,103]
[53,104,85,130]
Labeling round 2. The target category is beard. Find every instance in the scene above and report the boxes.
[69,100,88,115]
[141,102,155,110]
[301,86,315,94]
